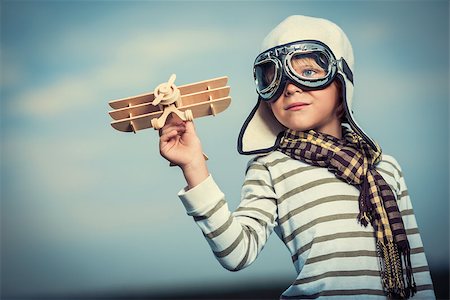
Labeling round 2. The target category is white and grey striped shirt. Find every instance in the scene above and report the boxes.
[178,151,435,299]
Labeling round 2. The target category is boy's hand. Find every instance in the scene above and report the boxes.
[159,114,209,189]
[159,115,201,167]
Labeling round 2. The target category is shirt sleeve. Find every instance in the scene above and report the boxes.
[389,157,436,299]
[178,158,278,271]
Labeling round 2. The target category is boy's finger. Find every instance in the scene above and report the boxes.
[159,123,185,137]
[160,129,180,144]
[166,113,184,126]
[184,120,196,134]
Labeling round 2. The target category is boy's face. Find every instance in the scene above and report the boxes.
[269,78,341,135]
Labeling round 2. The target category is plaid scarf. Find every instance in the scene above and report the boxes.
[278,127,417,299]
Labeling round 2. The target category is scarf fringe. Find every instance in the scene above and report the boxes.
[377,241,417,299]
[357,211,371,227]
[357,175,373,227]
[403,248,418,298]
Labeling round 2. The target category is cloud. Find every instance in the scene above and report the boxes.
[9,28,229,118]
[353,21,389,45]
[1,59,26,89]
[356,69,448,105]
[2,131,181,243]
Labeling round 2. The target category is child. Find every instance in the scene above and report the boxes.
[159,15,435,299]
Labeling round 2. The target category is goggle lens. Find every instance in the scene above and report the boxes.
[289,52,330,81]
[254,60,277,92]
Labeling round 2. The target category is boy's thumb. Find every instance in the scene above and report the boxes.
[184,120,196,133]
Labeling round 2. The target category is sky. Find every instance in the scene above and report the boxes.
[1,0,449,298]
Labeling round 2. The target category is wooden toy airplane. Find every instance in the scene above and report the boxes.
[108,74,231,133]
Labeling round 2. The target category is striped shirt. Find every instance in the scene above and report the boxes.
[178,151,435,299]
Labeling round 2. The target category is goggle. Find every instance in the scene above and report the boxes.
[253,40,353,102]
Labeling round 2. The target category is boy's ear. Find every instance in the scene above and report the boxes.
[333,81,345,121]
[336,100,345,121]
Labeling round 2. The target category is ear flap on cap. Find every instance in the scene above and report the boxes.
[238,98,285,155]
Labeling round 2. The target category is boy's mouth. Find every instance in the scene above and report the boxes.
[285,102,310,111]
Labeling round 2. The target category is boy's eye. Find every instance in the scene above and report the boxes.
[302,69,317,78]
[291,55,327,79]
[297,67,326,79]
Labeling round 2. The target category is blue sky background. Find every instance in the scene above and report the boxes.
[1,0,449,298]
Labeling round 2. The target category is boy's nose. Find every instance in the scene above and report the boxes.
[284,81,304,96]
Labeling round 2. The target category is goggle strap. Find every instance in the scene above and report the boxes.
[340,58,353,84]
